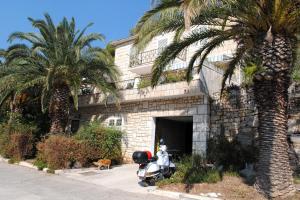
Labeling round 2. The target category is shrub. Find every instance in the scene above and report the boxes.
[163,70,186,84]
[37,135,81,169]
[157,155,221,187]
[294,176,300,184]
[0,125,10,157]
[207,134,258,171]
[6,133,34,160]
[8,158,19,164]
[36,122,123,170]
[75,121,123,162]
[33,159,48,170]
[0,121,35,160]
[137,77,151,89]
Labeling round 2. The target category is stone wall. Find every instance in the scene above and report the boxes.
[76,95,209,162]
[210,86,300,165]
[210,88,258,145]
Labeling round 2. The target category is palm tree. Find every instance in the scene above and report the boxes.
[133,0,300,198]
[3,14,119,134]
[132,0,212,51]
[0,57,31,123]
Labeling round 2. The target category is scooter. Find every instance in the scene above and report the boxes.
[132,139,176,186]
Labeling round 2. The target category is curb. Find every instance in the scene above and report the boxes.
[0,156,46,173]
[0,156,100,175]
[149,189,222,200]
[0,156,9,163]
[54,167,98,175]
[180,193,221,200]
[19,161,38,170]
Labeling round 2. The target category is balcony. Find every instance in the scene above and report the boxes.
[78,78,203,107]
[129,48,187,75]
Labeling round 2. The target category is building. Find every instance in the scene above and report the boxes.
[74,30,237,162]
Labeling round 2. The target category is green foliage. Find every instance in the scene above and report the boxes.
[294,176,300,184]
[75,121,123,161]
[8,158,19,164]
[137,70,186,89]
[207,134,258,171]
[224,171,240,177]
[292,64,300,83]
[36,135,90,169]
[0,13,120,134]
[133,0,300,90]
[242,63,259,86]
[242,63,265,87]
[157,155,221,187]
[33,159,48,171]
[0,125,9,157]
[36,122,123,170]
[137,77,152,89]
[0,121,36,160]
[162,70,187,84]
[46,169,55,174]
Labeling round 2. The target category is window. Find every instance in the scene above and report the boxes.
[116,119,122,126]
[108,115,123,127]
[109,119,115,126]
[158,38,168,53]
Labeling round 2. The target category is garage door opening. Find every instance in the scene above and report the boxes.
[155,116,193,157]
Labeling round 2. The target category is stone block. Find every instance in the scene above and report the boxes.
[193,131,208,142]
[197,105,209,115]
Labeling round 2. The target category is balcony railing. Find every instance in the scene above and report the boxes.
[117,79,136,90]
[130,48,187,68]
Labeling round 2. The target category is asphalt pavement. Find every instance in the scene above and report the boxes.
[0,162,172,200]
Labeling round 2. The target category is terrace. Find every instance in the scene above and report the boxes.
[129,48,187,75]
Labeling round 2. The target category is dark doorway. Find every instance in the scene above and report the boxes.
[155,116,193,157]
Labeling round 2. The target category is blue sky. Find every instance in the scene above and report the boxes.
[0,0,150,48]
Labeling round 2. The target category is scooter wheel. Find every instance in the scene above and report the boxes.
[139,181,149,187]
[147,179,156,186]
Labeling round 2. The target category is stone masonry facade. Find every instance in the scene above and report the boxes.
[210,88,258,145]
[209,86,300,166]
[77,95,209,162]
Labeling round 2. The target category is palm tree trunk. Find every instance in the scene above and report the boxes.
[253,35,296,199]
[49,84,70,134]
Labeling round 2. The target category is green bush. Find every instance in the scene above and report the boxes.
[37,122,123,170]
[36,135,92,169]
[137,77,151,89]
[207,134,258,171]
[8,158,19,164]
[75,121,123,162]
[0,125,9,157]
[157,155,221,187]
[0,121,35,160]
[163,70,186,84]
[294,176,300,184]
[33,159,48,170]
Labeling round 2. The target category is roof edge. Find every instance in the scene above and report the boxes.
[110,36,136,47]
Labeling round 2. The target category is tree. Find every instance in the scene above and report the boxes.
[0,57,32,124]
[3,13,119,134]
[133,0,300,198]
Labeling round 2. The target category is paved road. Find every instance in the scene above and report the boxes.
[0,162,172,200]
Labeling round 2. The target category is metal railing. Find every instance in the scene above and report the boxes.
[116,79,136,90]
[130,48,187,68]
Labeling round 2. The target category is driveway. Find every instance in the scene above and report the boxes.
[57,164,156,194]
[0,162,172,200]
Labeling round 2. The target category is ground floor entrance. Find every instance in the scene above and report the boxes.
[154,116,193,157]
[76,96,210,162]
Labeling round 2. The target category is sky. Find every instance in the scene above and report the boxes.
[0,0,150,48]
